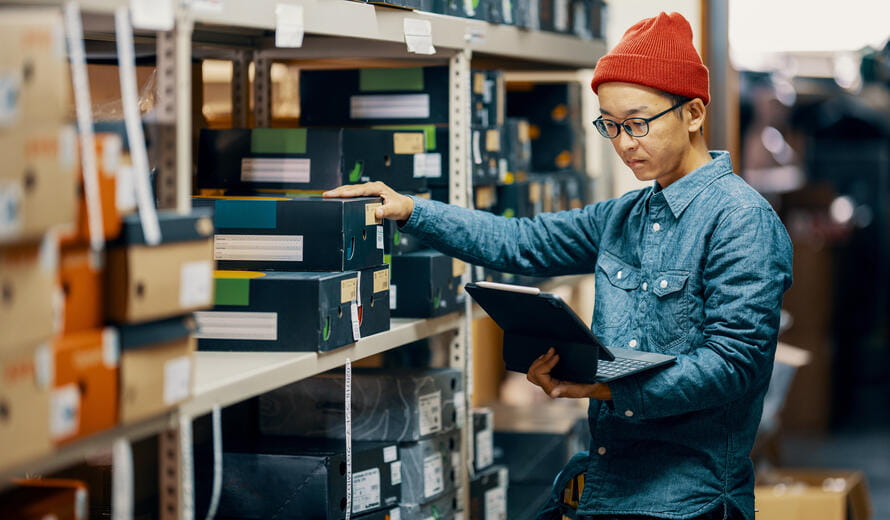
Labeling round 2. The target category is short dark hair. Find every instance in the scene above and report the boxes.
[658,90,694,119]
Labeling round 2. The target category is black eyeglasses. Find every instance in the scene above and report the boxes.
[593,100,687,139]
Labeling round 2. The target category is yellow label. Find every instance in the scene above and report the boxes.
[452,258,466,278]
[485,129,500,152]
[214,270,266,279]
[474,185,495,209]
[393,133,425,155]
[473,72,485,94]
[341,278,357,303]
[518,120,530,142]
[373,268,389,293]
[529,181,542,204]
[365,203,383,226]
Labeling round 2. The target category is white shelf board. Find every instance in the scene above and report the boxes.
[180,313,462,418]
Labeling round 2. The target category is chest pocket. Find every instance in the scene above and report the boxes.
[594,252,640,328]
[647,271,691,352]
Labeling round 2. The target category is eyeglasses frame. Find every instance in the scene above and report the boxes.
[593,100,688,139]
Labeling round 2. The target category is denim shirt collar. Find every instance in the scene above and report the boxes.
[653,150,733,219]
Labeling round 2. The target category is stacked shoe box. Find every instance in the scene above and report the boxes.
[469,408,509,520]
[256,367,466,519]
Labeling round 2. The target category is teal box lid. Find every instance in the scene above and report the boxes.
[118,315,194,351]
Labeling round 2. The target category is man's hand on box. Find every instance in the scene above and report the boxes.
[527,347,613,401]
[323,182,415,222]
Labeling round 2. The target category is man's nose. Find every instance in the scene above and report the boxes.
[615,127,638,150]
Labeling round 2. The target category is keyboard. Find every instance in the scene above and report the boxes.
[596,356,657,379]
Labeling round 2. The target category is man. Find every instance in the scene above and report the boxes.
[325,12,792,520]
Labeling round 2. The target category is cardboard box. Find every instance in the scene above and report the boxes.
[59,133,123,246]
[342,128,429,192]
[0,9,71,128]
[51,328,119,445]
[105,209,214,324]
[196,266,389,352]
[118,316,195,424]
[755,469,872,520]
[0,124,78,245]
[0,478,88,520]
[260,367,463,442]
[390,249,466,318]
[197,195,384,272]
[470,465,509,520]
[400,489,460,520]
[300,67,450,126]
[59,245,103,334]
[472,70,505,128]
[400,429,462,506]
[0,242,56,350]
[0,343,52,473]
[197,128,344,193]
[473,407,495,472]
[219,438,401,519]
[383,218,426,256]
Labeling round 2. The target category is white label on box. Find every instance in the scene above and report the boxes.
[377,225,384,249]
[0,71,22,128]
[163,355,192,405]
[100,133,122,177]
[35,344,53,388]
[485,486,507,520]
[241,158,311,184]
[51,383,80,439]
[194,311,278,341]
[391,461,402,485]
[555,0,569,31]
[472,130,483,165]
[180,260,213,308]
[351,302,361,342]
[389,284,397,310]
[454,390,466,429]
[102,328,120,368]
[413,153,442,179]
[423,453,444,498]
[275,3,304,48]
[502,0,513,24]
[117,164,137,213]
[0,181,23,239]
[350,94,430,120]
[351,467,381,513]
[476,428,494,470]
[452,451,461,475]
[390,508,401,520]
[418,391,442,436]
[499,158,509,182]
[214,234,303,262]
[455,513,465,520]
[383,445,398,463]
[464,0,476,16]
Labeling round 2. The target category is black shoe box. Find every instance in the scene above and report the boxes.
[194,195,384,272]
[342,128,429,192]
[420,126,450,188]
[390,249,466,318]
[507,83,583,128]
[539,0,571,34]
[259,367,463,442]
[471,70,504,128]
[383,219,426,256]
[300,67,450,126]
[399,429,462,506]
[495,180,535,219]
[529,123,584,172]
[472,407,495,472]
[217,437,401,519]
[504,117,532,179]
[469,465,509,520]
[400,489,460,520]
[570,0,606,39]
[471,126,506,184]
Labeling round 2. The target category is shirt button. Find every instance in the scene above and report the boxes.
[652,222,661,232]
[642,282,648,291]
[660,280,668,289]
[624,410,634,417]
[628,339,638,348]
[597,446,607,455]
[616,270,623,279]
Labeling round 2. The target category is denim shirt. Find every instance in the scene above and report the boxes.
[402,151,793,519]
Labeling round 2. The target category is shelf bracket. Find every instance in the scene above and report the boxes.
[160,417,195,520]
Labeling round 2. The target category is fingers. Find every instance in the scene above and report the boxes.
[550,382,598,399]
[527,348,559,396]
[323,181,390,199]
[323,182,414,222]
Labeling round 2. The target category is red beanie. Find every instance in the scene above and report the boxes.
[591,12,710,105]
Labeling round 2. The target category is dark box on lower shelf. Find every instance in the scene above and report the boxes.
[194,195,384,272]
[195,266,390,352]
[400,489,460,520]
[383,219,426,256]
[473,407,495,472]
[470,464,509,520]
[218,437,401,519]
[399,429,462,506]
[390,250,466,318]
[259,367,463,442]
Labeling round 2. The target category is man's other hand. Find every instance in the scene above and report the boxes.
[527,347,613,401]
[323,182,415,222]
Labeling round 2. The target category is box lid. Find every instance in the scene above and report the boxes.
[118,315,194,351]
[112,208,214,246]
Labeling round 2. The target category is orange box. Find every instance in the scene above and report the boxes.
[52,328,118,445]
[756,469,872,520]
[0,242,57,350]
[60,133,123,247]
[0,343,52,473]
[58,245,103,334]
[0,478,88,520]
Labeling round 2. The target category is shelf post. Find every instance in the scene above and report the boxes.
[252,51,272,128]
[231,50,251,128]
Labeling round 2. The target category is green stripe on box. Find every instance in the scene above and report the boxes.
[251,128,307,154]
[373,125,437,151]
[359,68,424,92]
[215,278,250,306]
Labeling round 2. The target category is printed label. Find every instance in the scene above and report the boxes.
[51,383,80,439]
[194,311,278,340]
[373,268,389,293]
[214,234,303,262]
[350,94,430,119]
[0,181,23,239]
[351,468,381,513]
[365,203,383,226]
[413,153,442,179]
[391,508,401,520]
[486,129,501,152]
[472,130,482,164]
[351,302,361,341]
[391,460,402,485]
[473,72,485,95]
[102,328,120,369]
[241,158,311,184]
[454,390,466,428]
[452,258,466,278]
[383,445,398,463]
[554,0,569,31]
[423,453,444,498]
[485,486,507,520]
[341,278,358,304]
[476,428,494,470]
[418,391,442,436]
[163,355,192,404]
[180,260,213,308]
[377,225,384,249]
[393,132,425,154]
[389,284,397,310]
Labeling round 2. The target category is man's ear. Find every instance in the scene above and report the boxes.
[686,98,706,134]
